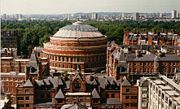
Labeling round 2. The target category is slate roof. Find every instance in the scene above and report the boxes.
[85,76,91,84]
[116,79,121,86]
[65,81,70,89]
[73,73,83,81]
[43,79,51,86]
[106,77,117,86]
[24,79,33,87]
[126,54,180,62]
[49,77,59,88]
[121,76,131,86]
[91,78,98,85]
[133,54,157,61]
[126,54,136,61]
[112,49,126,62]
[35,80,44,87]
[107,98,121,104]
[55,88,64,99]
[28,50,38,74]
[29,76,66,89]
[92,88,100,99]
[159,54,180,61]
[58,78,64,86]
[97,77,109,89]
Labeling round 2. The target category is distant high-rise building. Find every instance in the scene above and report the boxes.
[122,13,125,18]
[171,10,177,19]
[159,13,163,18]
[133,12,139,20]
[1,14,7,19]
[91,13,98,20]
[177,12,180,18]
[18,14,23,20]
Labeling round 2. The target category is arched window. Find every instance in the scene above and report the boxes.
[25,89,29,94]
[4,64,7,72]
[11,63,14,71]
[58,56,60,61]
[62,57,64,61]
[70,57,73,62]
[73,79,81,91]
[77,57,80,62]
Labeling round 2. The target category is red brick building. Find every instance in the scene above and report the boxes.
[15,79,35,109]
[1,29,20,52]
[1,50,49,105]
[1,57,29,73]
[42,21,107,73]
[15,68,138,109]
[123,32,180,46]
[120,77,138,109]
[0,56,29,97]
[106,42,180,81]
[1,48,17,57]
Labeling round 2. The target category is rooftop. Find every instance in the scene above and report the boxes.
[107,98,121,105]
[53,21,105,38]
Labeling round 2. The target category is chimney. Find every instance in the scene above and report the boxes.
[135,50,142,57]
[158,52,165,57]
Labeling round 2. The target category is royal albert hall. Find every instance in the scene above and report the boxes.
[42,21,107,73]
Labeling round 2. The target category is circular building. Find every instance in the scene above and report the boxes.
[42,21,107,73]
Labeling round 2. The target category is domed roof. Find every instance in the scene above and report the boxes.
[53,21,104,38]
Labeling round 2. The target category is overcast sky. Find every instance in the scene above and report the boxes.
[1,0,180,14]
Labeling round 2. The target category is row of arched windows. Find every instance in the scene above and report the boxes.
[47,55,106,63]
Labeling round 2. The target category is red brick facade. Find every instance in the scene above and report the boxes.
[42,22,107,73]
[15,70,138,109]
[120,85,138,109]
[106,42,180,81]
[123,32,180,46]
[43,37,107,73]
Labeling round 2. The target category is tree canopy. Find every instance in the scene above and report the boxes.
[2,20,180,57]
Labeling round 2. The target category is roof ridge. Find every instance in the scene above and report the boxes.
[24,79,33,87]
[121,76,131,86]
[92,88,100,99]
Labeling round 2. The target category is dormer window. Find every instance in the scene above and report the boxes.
[74,82,81,89]
[73,78,81,91]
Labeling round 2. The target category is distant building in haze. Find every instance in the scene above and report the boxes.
[133,13,140,21]
[91,13,98,20]
[171,10,177,19]
[1,29,21,55]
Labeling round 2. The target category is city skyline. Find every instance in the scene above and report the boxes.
[1,0,180,14]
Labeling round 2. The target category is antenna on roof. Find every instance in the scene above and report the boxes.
[73,21,83,25]
[76,64,81,73]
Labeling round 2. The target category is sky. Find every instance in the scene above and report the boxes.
[1,0,180,14]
